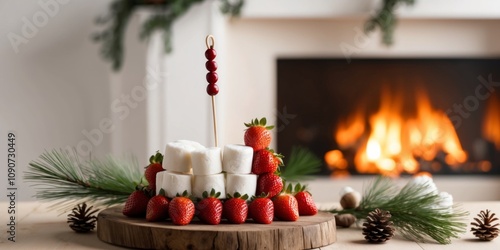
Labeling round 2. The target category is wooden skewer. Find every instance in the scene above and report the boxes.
[211,95,218,147]
[206,35,218,147]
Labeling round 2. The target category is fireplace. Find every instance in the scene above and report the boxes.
[277,58,500,176]
[215,2,500,201]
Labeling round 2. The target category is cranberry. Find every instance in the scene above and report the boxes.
[205,49,216,60]
[205,61,218,71]
[207,84,219,96]
[206,72,218,84]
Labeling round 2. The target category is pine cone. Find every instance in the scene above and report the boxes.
[67,203,99,233]
[362,208,395,243]
[471,209,499,241]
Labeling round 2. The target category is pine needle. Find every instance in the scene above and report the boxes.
[327,176,468,244]
[280,146,321,181]
[24,149,142,211]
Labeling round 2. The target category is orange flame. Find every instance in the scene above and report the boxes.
[336,108,365,149]
[483,93,500,150]
[333,88,468,175]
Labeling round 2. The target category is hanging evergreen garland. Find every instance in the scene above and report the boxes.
[93,0,244,71]
[94,0,414,71]
[364,0,416,45]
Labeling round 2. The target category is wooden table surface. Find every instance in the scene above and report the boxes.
[1,201,499,249]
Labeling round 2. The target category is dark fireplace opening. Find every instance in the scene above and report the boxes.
[277,58,500,176]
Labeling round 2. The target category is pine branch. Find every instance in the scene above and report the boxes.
[364,0,415,45]
[358,176,396,209]
[327,176,468,244]
[280,146,321,181]
[24,149,143,210]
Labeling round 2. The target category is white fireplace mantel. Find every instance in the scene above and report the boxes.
[240,0,500,20]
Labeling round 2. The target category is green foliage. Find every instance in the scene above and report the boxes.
[244,117,274,130]
[149,150,163,164]
[293,183,307,193]
[328,176,468,244]
[280,146,321,181]
[202,188,221,199]
[364,0,415,45]
[93,0,137,71]
[220,0,245,16]
[24,149,143,210]
[94,0,245,71]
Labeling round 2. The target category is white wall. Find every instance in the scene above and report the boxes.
[0,0,218,201]
[0,1,114,201]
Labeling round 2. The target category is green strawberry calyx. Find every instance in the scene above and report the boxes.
[266,148,284,166]
[158,188,167,197]
[284,183,294,194]
[226,192,249,200]
[250,193,271,201]
[202,188,221,199]
[293,183,312,195]
[175,190,194,201]
[244,117,274,130]
[132,184,154,198]
[148,151,164,165]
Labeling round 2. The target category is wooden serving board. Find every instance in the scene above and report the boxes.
[97,206,336,250]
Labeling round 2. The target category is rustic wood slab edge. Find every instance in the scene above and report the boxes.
[97,206,336,250]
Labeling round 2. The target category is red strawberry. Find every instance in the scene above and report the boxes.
[144,151,164,193]
[256,172,283,198]
[244,118,274,151]
[273,184,299,221]
[252,148,283,175]
[196,189,223,225]
[123,188,150,217]
[146,189,170,222]
[248,195,274,224]
[293,183,318,216]
[169,191,195,225]
[223,192,249,224]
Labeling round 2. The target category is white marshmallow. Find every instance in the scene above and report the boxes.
[222,144,253,174]
[191,147,222,175]
[175,140,205,150]
[226,173,257,199]
[161,171,193,198]
[155,171,165,195]
[192,174,226,199]
[163,141,205,173]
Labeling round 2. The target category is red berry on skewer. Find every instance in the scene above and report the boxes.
[205,48,216,60]
[206,61,218,71]
[206,72,218,84]
[207,84,219,96]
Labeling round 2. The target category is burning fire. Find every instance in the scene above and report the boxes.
[483,93,500,150]
[327,88,468,176]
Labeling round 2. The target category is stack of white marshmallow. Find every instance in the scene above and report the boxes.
[156,140,257,199]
